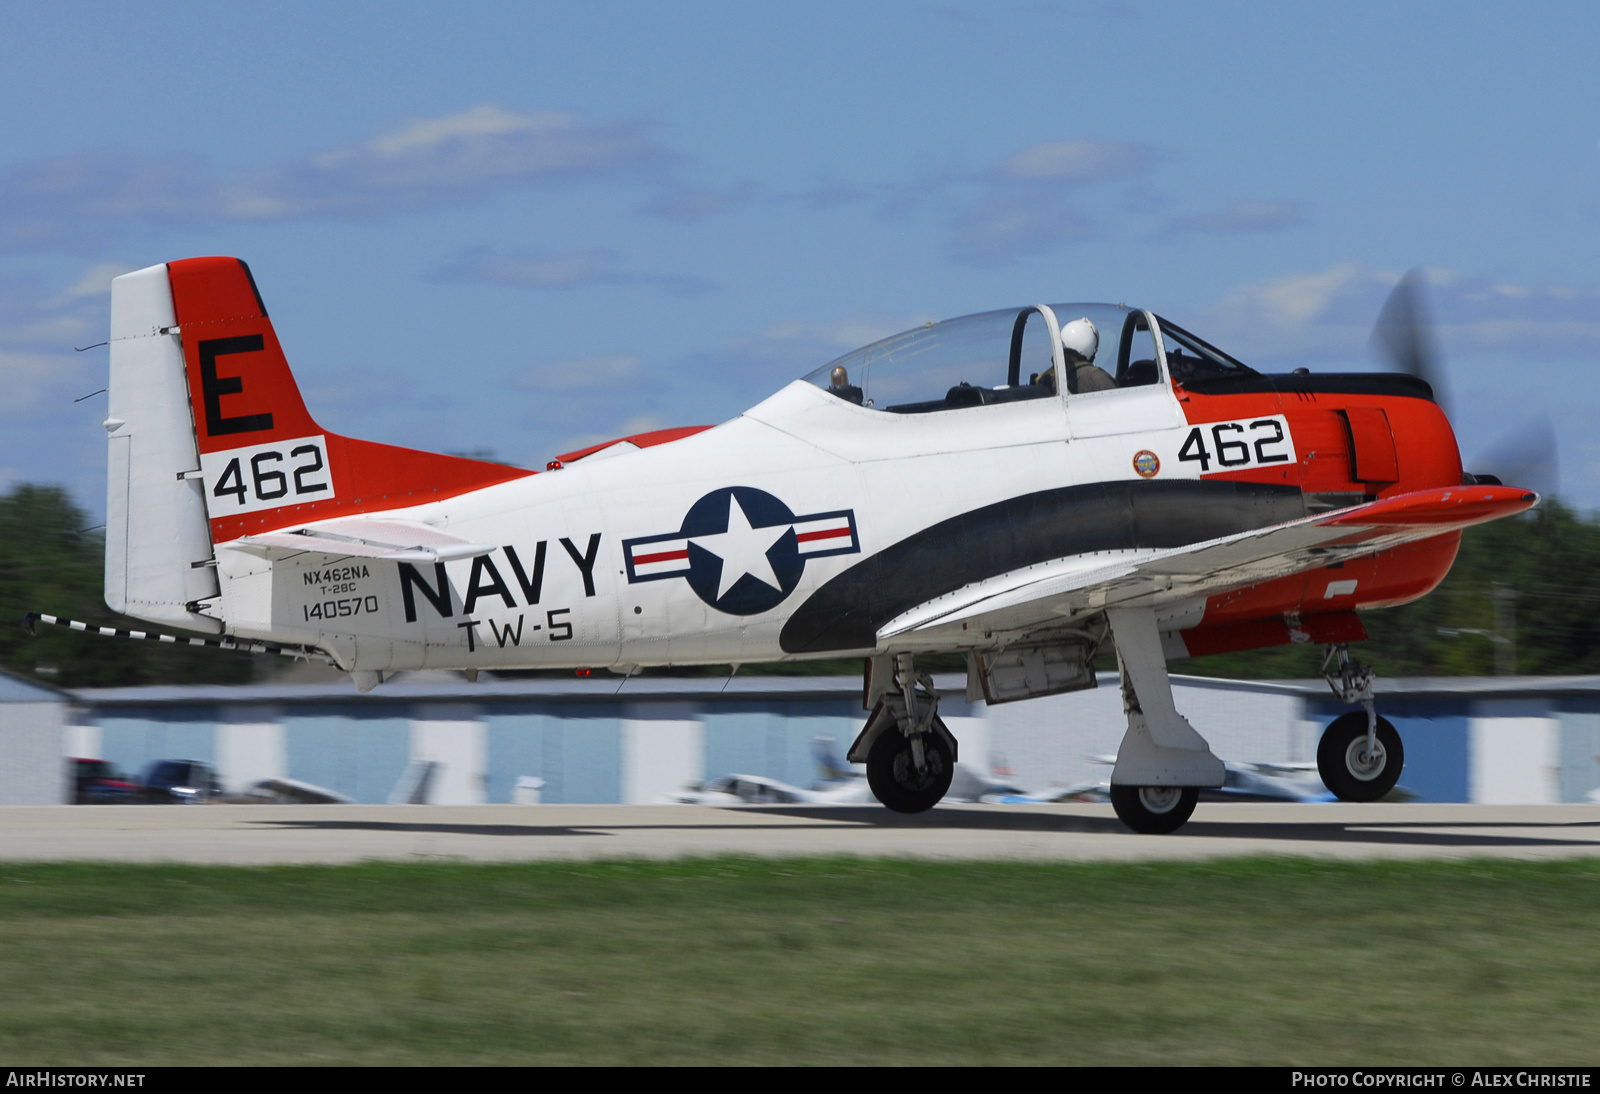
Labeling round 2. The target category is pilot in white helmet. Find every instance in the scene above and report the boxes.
[1060,317,1116,394]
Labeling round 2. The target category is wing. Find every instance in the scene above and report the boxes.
[878,485,1537,643]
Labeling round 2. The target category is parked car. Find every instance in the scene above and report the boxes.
[139,759,222,804]
[71,758,142,804]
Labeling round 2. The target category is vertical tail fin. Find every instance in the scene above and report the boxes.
[164,257,530,544]
[106,257,533,632]
[810,735,854,783]
[105,263,222,632]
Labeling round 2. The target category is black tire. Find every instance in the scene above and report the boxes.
[1317,712,1404,802]
[1109,785,1199,834]
[867,729,954,814]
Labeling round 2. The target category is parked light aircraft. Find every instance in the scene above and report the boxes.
[663,736,1037,805]
[33,257,1538,833]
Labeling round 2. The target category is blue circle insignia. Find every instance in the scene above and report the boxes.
[680,487,804,615]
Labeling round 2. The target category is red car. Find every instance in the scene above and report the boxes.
[71,758,142,804]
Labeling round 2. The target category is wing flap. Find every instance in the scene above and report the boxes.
[880,485,1536,642]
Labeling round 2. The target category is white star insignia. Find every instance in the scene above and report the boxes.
[691,494,791,601]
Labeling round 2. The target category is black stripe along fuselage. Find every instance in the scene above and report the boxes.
[778,478,1308,653]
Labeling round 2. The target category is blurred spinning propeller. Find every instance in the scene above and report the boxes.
[1369,269,1557,498]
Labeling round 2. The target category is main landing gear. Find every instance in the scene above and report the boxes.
[1109,785,1199,835]
[1316,644,1404,802]
[851,653,956,814]
[867,725,953,814]
[1103,607,1226,834]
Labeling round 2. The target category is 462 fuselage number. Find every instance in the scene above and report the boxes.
[1177,415,1296,473]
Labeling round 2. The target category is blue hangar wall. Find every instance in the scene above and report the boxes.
[62,673,1600,805]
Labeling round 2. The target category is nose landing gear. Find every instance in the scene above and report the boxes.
[1317,711,1404,802]
[1317,644,1405,802]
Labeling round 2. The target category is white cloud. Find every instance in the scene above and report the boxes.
[761,314,927,352]
[995,139,1155,184]
[1168,200,1307,236]
[0,269,116,351]
[1196,263,1600,364]
[1221,262,1368,331]
[552,414,672,456]
[517,355,641,392]
[0,150,214,253]
[0,105,674,252]
[434,247,619,290]
[429,246,713,295]
[637,182,758,224]
[949,189,1092,267]
[784,182,870,211]
[942,138,1156,267]
[0,350,82,411]
[226,105,671,221]
[0,266,114,510]
[66,262,131,298]
[677,311,928,402]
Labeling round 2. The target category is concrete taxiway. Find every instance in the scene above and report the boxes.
[0,802,1598,863]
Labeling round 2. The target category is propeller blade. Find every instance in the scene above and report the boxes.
[1471,413,1559,499]
[1370,268,1450,416]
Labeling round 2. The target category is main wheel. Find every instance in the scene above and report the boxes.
[1317,712,1403,802]
[1109,785,1199,834]
[867,729,954,814]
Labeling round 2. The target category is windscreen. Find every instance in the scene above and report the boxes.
[1153,316,1258,383]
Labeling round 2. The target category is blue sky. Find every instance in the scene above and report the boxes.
[4,1,1599,517]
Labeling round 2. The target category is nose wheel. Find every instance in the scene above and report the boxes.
[1317,711,1404,802]
[1110,785,1199,834]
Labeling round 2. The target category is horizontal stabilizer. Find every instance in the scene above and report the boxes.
[23,611,333,663]
[231,518,493,562]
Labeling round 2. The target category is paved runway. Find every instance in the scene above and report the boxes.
[1,802,1599,863]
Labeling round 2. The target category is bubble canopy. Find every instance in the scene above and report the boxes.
[802,303,1254,414]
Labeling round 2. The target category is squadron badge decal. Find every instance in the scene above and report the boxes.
[623,487,859,615]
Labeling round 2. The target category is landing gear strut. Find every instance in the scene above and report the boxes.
[1317,644,1404,802]
[854,653,956,814]
[1104,607,1225,834]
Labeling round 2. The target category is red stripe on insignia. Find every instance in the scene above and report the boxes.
[634,548,689,565]
[796,528,850,543]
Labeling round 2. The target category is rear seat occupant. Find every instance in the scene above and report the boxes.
[829,365,864,405]
[1061,317,1115,394]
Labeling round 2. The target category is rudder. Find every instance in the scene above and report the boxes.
[104,263,222,632]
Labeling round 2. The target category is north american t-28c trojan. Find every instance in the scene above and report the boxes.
[31,257,1537,833]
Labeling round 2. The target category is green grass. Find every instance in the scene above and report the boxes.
[1,857,1598,1065]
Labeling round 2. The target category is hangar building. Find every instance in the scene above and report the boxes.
[34,672,1600,806]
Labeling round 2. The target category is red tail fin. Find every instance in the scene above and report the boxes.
[167,257,531,542]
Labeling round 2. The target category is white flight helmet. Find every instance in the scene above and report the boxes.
[1060,317,1099,361]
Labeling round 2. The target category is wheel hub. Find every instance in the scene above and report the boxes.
[891,741,946,791]
[1137,786,1183,814]
[1344,736,1387,781]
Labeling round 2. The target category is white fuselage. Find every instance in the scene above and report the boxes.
[215,378,1203,673]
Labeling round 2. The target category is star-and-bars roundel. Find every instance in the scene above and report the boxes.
[623,487,859,615]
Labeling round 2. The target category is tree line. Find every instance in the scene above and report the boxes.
[3,483,1598,687]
